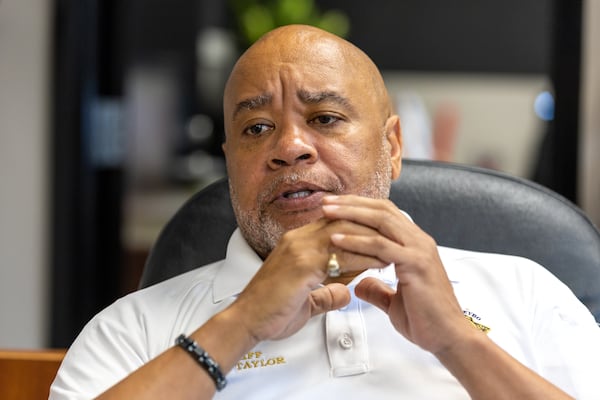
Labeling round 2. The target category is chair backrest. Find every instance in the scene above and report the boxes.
[0,349,66,400]
[140,159,600,321]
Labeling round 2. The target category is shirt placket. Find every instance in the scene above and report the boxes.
[325,292,369,377]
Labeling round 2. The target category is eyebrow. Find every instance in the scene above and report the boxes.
[297,90,356,115]
[233,93,273,119]
[232,90,356,119]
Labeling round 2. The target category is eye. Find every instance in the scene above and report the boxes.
[244,123,272,136]
[310,115,340,126]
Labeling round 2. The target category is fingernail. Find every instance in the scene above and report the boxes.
[322,204,339,212]
[331,233,345,242]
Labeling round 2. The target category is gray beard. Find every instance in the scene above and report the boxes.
[229,147,392,259]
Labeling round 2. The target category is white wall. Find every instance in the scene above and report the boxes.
[384,73,548,178]
[0,0,52,347]
[580,0,600,226]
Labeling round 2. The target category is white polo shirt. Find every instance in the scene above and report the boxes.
[50,229,600,399]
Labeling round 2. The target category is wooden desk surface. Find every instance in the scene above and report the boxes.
[0,349,66,400]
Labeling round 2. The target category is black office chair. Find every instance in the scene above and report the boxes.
[140,159,600,321]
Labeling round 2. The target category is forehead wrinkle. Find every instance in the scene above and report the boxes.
[297,89,357,116]
[233,93,273,120]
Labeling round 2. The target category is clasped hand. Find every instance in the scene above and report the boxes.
[229,195,473,355]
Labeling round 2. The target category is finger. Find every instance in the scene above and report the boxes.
[322,220,388,272]
[322,196,414,242]
[309,283,351,316]
[332,251,388,274]
[330,231,397,265]
[323,194,381,207]
[354,277,396,312]
[323,194,398,215]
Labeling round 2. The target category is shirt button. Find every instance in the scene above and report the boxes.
[338,334,353,349]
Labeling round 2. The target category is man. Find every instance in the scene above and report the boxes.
[51,25,600,399]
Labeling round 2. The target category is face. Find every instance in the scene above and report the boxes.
[222,26,402,258]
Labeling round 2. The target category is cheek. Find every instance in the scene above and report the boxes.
[328,135,381,175]
[226,146,259,178]
[226,153,259,202]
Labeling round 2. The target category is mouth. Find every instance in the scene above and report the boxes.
[271,181,326,200]
[268,182,329,212]
[282,189,315,199]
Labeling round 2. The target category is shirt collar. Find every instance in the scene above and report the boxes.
[347,263,397,289]
[213,229,263,303]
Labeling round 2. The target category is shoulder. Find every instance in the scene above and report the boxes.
[438,246,547,284]
[50,261,225,399]
[95,260,226,341]
[132,261,224,306]
[438,246,598,325]
[437,246,575,315]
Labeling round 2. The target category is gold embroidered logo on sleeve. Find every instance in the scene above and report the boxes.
[464,314,491,333]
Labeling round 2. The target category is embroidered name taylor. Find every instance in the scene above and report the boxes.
[236,351,287,371]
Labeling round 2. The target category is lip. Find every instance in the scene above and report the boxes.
[269,182,329,212]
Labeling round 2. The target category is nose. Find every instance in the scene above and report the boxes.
[268,124,318,169]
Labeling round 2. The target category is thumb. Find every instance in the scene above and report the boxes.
[355,277,395,312]
[309,283,351,316]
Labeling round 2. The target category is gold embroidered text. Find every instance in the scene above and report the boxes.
[236,351,286,370]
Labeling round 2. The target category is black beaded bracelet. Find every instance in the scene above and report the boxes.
[175,334,227,391]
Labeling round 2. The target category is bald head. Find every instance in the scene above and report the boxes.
[223,24,392,130]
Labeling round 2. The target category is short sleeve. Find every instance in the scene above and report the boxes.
[49,298,151,399]
[530,266,600,399]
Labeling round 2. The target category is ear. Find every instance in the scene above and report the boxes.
[385,115,403,180]
[221,141,228,157]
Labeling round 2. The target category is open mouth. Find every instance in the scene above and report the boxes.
[283,190,314,199]
[268,181,329,213]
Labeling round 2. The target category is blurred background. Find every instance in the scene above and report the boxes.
[1,0,599,349]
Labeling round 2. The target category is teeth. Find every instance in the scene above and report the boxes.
[285,190,312,199]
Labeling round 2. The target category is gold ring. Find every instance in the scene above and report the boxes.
[327,253,341,278]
